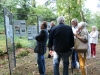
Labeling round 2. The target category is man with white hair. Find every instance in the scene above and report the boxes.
[71,18,79,69]
[71,18,79,36]
[48,16,74,75]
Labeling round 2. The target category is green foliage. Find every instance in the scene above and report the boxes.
[17,50,29,57]
[94,14,100,30]
[0,4,4,27]
[16,42,23,49]
[0,35,6,52]
[34,6,57,21]
[0,0,57,25]
[16,8,28,20]
[56,0,84,24]
[1,60,7,65]
[0,49,4,56]
[15,36,36,49]
[0,26,4,34]
[83,8,92,23]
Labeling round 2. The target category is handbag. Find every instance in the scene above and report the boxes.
[74,38,88,53]
[34,42,44,54]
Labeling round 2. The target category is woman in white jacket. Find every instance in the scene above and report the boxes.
[89,26,98,58]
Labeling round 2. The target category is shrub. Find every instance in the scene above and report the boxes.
[2,60,7,65]
[17,50,29,57]
[0,49,4,56]
[16,42,22,49]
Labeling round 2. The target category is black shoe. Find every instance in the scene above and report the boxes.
[48,54,51,58]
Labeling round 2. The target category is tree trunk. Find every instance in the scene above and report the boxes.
[80,10,85,22]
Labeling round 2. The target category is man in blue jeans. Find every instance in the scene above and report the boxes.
[35,21,48,75]
[48,16,74,75]
[71,18,79,68]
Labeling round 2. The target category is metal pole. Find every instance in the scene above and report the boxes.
[11,13,16,67]
[3,7,12,75]
[37,16,39,34]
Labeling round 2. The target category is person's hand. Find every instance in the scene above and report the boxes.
[49,51,54,56]
[76,34,79,38]
[73,33,76,36]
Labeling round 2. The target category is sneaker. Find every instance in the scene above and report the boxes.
[86,56,91,59]
[93,56,96,58]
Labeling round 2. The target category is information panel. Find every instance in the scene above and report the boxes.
[27,25,37,40]
[14,20,26,36]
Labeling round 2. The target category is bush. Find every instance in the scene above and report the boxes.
[14,36,37,49]
[17,50,29,57]
[16,42,22,49]
[0,49,4,56]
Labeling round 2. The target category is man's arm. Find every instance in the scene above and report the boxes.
[35,30,45,41]
[70,27,74,48]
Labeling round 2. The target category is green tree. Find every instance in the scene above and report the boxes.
[94,13,100,30]
[34,5,57,22]
[83,8,92,23]
[56,0,84,24]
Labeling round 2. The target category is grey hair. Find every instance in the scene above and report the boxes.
[78,22,87,29]
[92,26,97,31]
[57,16,65,24]
[71,18,78,24]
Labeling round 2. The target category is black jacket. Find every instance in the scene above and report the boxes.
[35,29,48,54]
[48,23,74,53]
[48,25,55,48]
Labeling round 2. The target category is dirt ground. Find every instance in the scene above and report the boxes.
[0,43,100,75]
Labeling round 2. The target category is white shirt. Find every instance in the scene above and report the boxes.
[72,25,78,39]
[89,31,98,44]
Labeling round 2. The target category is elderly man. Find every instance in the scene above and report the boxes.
[48,21,55,33]
[48,16,74,75]
[48,21,55,58]
[71,18,79,69]
[71,18,79,38]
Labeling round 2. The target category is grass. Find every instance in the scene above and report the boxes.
[14,36,36,49]
[0,25,4,34]
[17,50,30,58]
[0,35,6,51]
[0,34,36,52]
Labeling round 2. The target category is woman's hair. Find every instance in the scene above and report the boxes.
[92,26,97,31]
[42,21,47,29]
[78,22,87,29]
[57,16,65,24]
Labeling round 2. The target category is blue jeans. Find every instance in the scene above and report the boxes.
[72,50,78,68]
[37,53,45,75]
[53,52,70,75]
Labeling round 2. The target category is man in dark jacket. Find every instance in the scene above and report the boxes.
[48,21,55,58]
[35,21,48,75]
[48,16,74,75]
[48,21,55,33]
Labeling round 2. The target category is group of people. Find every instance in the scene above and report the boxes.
[34,16,99,75]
